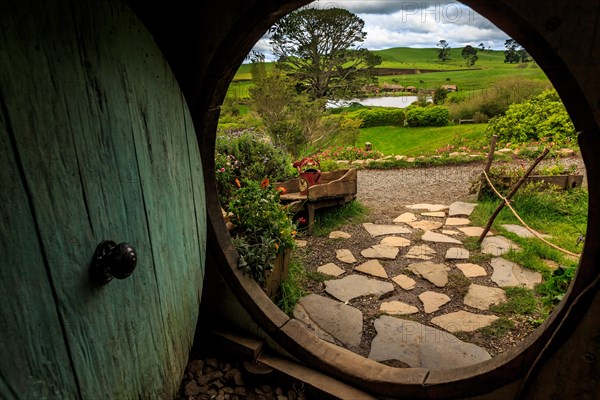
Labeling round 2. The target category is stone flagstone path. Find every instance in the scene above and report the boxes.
[294,201,544,371]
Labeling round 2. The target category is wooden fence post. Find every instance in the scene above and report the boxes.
[478,135,498,199]
[478,147,550,243]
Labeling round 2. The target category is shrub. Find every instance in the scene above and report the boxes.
[406,105,450,127]
[228,180,296,284]
[215,129,295,205]
[473,111,489,123]
[221,96,241,117]
[486,89,576,146]
[433,87,448,104]
[347,107,405,128]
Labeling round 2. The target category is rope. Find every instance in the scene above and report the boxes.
[482,170,580,258]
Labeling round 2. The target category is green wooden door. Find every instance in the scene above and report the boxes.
[0,0,206,398]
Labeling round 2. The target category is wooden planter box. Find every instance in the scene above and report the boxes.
[277,169,358,232]
[262,248,291,299]
[526,174,584,189]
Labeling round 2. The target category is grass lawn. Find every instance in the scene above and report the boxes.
[357,123,489,156]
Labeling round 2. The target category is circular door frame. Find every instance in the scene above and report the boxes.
[190,0,599,398]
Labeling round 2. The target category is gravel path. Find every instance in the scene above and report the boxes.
[356,163,482,219]
[357,157,587,219]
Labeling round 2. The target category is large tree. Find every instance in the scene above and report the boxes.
[504,39,531,63]
[269,7,381,100]
[437,40,451,62]
[461,45,479,67]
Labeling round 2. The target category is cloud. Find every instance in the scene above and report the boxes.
[313,0,409,14]
[350,1,510,50]
[250,0,512,61]
[315,0,474,16]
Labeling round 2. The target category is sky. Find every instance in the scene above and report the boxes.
[251,0,511,60]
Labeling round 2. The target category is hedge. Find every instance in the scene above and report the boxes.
[406,105,450,127]
[348,107,405,128]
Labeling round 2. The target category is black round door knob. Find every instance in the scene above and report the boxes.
[91,240,137,284]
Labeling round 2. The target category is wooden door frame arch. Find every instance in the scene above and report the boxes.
[129,0,600,397]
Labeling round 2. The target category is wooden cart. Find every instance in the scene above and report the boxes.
[277,169,358,232]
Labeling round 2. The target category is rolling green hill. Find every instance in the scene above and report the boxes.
[376,46,506,69]
[227,46,550,99]
[373,47,549,93]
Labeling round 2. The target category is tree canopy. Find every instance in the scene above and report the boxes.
[269,7,381,100]
[437,40,451,62]
[504,39,531,63]
[486,89,575,146]
[461,45,479,67]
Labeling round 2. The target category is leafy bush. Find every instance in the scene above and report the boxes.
[406,106,450,127]
[472,111,489,123]
[317,158,340,172]
[537,265,576,304]
[215,129,295,205]
[433,87,448,104]
[486,89,576,146]
[347,107,405,128]
[228,180,296,284]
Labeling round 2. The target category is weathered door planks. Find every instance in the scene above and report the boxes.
[0,0,206,398]
[0,94,81,399]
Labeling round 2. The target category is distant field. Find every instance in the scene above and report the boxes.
[377,46,506,69]
[358,123,489,156]
[228,47,551,99]
[376,48,549,93]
